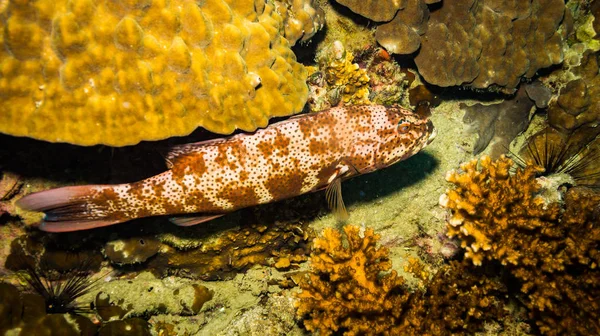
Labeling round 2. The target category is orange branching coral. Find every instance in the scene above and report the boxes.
[295,225,410,336]
[439,155,561,267]
[295,227,508,335]
[401,260,508,335]
[441,156,600,335]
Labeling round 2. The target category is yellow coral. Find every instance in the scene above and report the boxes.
[275,0,324,46]
[317,41,371,105]
[0,0,308,146]
[295,226,508,335]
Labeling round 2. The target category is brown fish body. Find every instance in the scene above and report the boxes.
[18,105,434,232]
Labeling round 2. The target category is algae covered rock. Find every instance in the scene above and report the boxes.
[0,0,308,146]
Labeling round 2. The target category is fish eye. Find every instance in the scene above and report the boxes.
[397,120,411,133]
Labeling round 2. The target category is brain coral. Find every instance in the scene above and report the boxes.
[413,0,566,91]
[0,0,308,146]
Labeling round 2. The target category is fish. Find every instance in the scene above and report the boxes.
[17,105,435,232]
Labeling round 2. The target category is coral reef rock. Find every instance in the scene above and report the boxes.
[413,0,566,91]
[104,236,161,265]
[548,50,600,133]
[0,282,99,336]
[461,84,536,158]
[148,220,313,280]
[89,272,214,317]
[0,0,308,146]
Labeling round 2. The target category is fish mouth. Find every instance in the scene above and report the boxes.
[426,120,436,145]
[427,120,437,145]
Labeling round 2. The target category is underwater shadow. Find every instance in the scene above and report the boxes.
[0,128,223,184]
[341,151,439,206]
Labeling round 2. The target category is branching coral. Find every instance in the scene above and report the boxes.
[440,156,600,335]
[295,226,507,335]
[440,156,560,266]
[400,260,508,335]
[295,225,410,335]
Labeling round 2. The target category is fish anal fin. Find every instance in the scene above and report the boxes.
[40,220,122,233]
[169,214,224,226]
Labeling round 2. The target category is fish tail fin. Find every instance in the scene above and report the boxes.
[16,185,123,232]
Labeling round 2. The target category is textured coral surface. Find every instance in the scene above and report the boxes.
[441,156,600,335]
[275,0,324,46]
[295,226,508,335]
[548,50,600,133]
[440,156,560,266]
[414,0,566,91]
[295,225,409,335]
[334,0,405,22]
[374,0,429,55]
[0,0,308,146]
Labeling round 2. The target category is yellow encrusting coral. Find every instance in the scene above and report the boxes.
[315,41,371,106]
[0,0,308,146]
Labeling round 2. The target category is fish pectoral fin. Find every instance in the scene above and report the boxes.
[324,158,358,222]
[169,214,224,226]
[325,176,349,223]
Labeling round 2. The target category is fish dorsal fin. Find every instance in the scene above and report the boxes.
[166,138,227,167]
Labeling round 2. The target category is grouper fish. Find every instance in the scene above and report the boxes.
[18,105,435,232]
